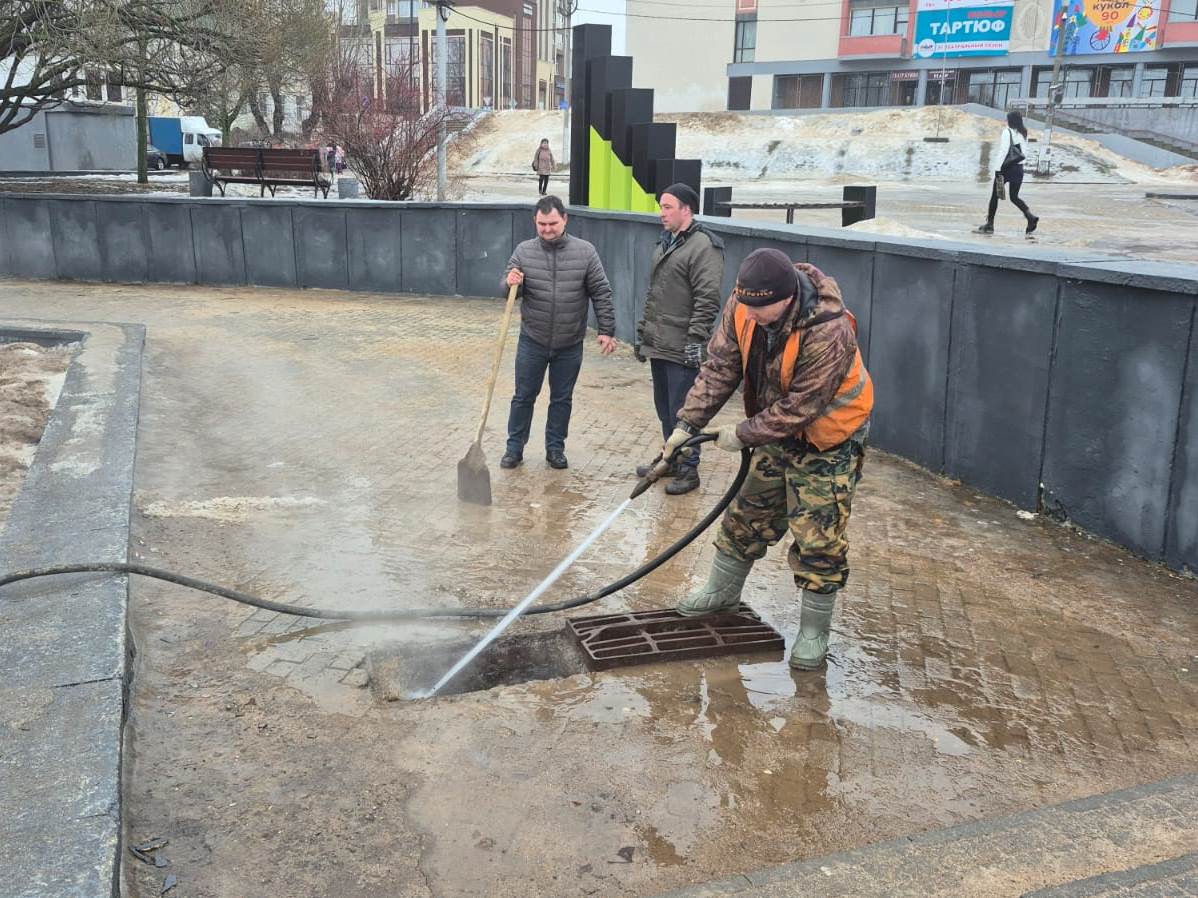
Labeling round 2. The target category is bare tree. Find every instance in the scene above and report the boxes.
[320,57,464,201]
[238,0,335,141]
[1,0,243,181]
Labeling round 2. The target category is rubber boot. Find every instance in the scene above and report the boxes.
[676,550,753,617]
[789,589,837,670]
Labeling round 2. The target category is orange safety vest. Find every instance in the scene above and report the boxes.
[733,304,874,451]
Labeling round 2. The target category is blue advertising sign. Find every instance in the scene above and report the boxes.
[914,0,1015,59]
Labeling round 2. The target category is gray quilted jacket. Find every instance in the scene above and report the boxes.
[502,234,616,349]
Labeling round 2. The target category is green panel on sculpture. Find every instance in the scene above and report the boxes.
[589,127,610,209]
[609,157,634,211]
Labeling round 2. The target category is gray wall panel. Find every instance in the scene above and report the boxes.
[242,205,297,288]
[346,207,402,292]
[190,204,246,286]
[807,244,875,365]
[48,199,102,281]
[867,252,955,471]
[401,208,455,294]
[294,207,349,291]
[457,209,513,298]
[1042,282,1194,559]
[1167,312,1198,572]
[598,219,638,343]
[98,201,148,283]
[628,220,660,335]
[945,266,1058,508]
[144,202,197,283]
[0,199,11,275]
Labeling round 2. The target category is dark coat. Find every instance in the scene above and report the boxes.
[636,224,725,365]
[678,263,867,447]
[503,233,616,350]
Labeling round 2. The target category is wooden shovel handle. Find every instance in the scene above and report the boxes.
[474,283,520,444]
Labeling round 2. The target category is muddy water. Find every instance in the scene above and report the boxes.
[0,340,75,528]
[2,281,1194,898]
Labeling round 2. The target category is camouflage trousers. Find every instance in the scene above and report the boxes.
[714,439,865,595]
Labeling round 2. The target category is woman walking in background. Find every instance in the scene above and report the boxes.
[533,138,554,196]
[978,110,1039,236]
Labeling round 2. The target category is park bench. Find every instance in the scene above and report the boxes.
[703,185,876,227]
[202,147,332,198]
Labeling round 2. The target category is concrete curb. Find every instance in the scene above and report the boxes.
[650,773,1198,898]
[0,319,145,898]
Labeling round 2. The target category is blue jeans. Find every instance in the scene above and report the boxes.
[506,333,584,456]
[651,358,700,470]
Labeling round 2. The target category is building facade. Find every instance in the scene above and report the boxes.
[627,0,1198,112]
[340,0,563,112]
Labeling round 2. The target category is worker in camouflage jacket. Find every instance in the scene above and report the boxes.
[634,182,724,496]
[661,248,874,670]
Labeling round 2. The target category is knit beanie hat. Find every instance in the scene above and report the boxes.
[660,182,700,214]
[733,248,798,307]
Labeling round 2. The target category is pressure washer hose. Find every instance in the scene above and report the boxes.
[0,436,751,623]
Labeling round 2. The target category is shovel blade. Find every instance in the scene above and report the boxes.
[457,441,492,505]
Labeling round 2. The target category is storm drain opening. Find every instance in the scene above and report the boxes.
[368,629,589,701]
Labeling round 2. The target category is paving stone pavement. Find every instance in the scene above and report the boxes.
[2,278,1196,898]
[652,775,1198,898]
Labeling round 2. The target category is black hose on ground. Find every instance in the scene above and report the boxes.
[0,437,751,623]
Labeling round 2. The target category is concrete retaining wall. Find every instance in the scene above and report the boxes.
[0,193,1195,575]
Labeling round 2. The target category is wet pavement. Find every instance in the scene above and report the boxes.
[1,278,1196,897]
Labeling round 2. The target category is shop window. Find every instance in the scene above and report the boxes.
[773,74,823,109]
[1140,65,1170,97]
[967,69,1021,108]
[728,76,752,110]
[1179,66,1198,98]
[835,71,891,107]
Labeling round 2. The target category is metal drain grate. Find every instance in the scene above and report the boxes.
[567,605,784,671]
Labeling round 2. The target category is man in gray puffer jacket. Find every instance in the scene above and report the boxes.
[635,183,725,495]
[501,195,618,471]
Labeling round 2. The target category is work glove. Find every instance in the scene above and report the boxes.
[683,342,704,368]
[703,423,746,453]
[661,426,691,463]
[634,343,646,363]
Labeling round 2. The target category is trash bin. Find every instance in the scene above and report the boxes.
[188,169,213,198]
[337,177,360,200]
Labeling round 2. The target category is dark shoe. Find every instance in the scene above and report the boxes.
[664,467,700,495]
[975,221,994,234]
[546,450,568,469]
[499,452,522,469]
[1025,215,1039,235]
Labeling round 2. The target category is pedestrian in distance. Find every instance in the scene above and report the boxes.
[978,110,1039,236]
[501,195,618,471]
[634,182,725,496]
[660,248,874,671]
[533,138,555,196]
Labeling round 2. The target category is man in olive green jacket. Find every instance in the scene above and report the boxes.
[635,182,725,495]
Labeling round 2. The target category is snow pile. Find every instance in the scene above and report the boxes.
[451,106,1195,185]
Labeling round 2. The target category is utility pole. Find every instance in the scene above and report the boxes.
[933,0,951,140]
[1038,4,1070,176]
[560,0,576,166]
[436,0,449,200]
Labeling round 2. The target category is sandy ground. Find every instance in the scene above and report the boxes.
[1,279,1195,898]
[0,341,74,529]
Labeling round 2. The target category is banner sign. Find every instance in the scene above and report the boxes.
[914,0,1015,59]
[1049,0,1160,55]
